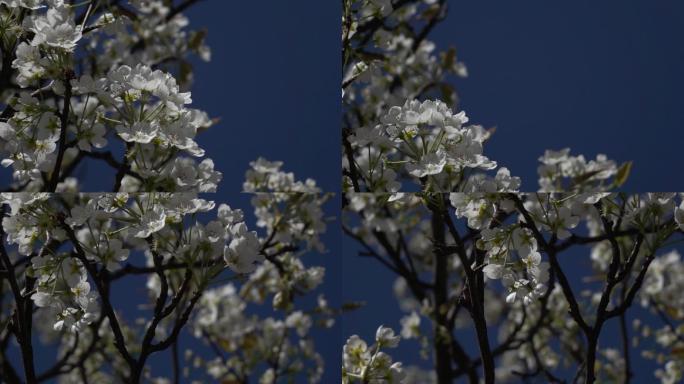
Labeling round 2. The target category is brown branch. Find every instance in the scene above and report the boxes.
[82,150,123,170]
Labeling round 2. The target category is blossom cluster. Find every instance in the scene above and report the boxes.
[343,189,684,382]
[342,325,405,383]
[189,284,331,383]
[348,99,515,192]
[182,161,331,382]
[342,0,500,193]
[243,157,330,252]
[345,96,633,193]
[1,193,247,331]
[537,147,627,192]
[343,0,467,117]
[1,0,216,191]
[1,1,336,383]
[636,250,684,384]
[479,224,549,305]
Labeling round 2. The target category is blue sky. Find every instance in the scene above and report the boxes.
[432,0,684,191]
[185,1,340,195]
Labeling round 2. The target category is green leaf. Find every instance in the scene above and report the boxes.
[439,83,455,107]
[614,161,632,187]
[188,29,207,51]
[421,4,441,20]
[341,301,366,312]
[179,60,193,87]
[442,47,456,70]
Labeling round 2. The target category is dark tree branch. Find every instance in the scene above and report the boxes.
[172,338,180,384]
[619,311,632,383]
[47,71,74,192]
[131,258,195,382]
[62,223,137,371]
[508,194,591,334]
[342,128,361,193]
[107,258,223,281]
[113,144,132,192]
[36,332,81,382]
[431,195,494,384]
[0,206,36,383]
[431,211,454,383]
[150,287,203,353]
[81,150,143,182]
[166,0,204,21]
[606,252,656,318]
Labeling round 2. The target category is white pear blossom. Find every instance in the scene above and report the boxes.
[343,327,406,384]
[27,5,82,51]
[376,325,400,348]
[131,206,166,238]
[675,201,684,231]
[1,1,219,191]
[405,152,446,177]
[116,122,159,144]
[400,312,421,339]
[224,231,263,274]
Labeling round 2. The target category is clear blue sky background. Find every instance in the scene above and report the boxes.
[343,0,684,382]
[186,1,340,195]
[436,0,684,191]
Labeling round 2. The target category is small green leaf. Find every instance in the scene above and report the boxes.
[439,83,455,107]
[421,4,441,20]
[341,301,366,312]
[614,161,632,187]
[188,29,207,51]
[442,47,456,69]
